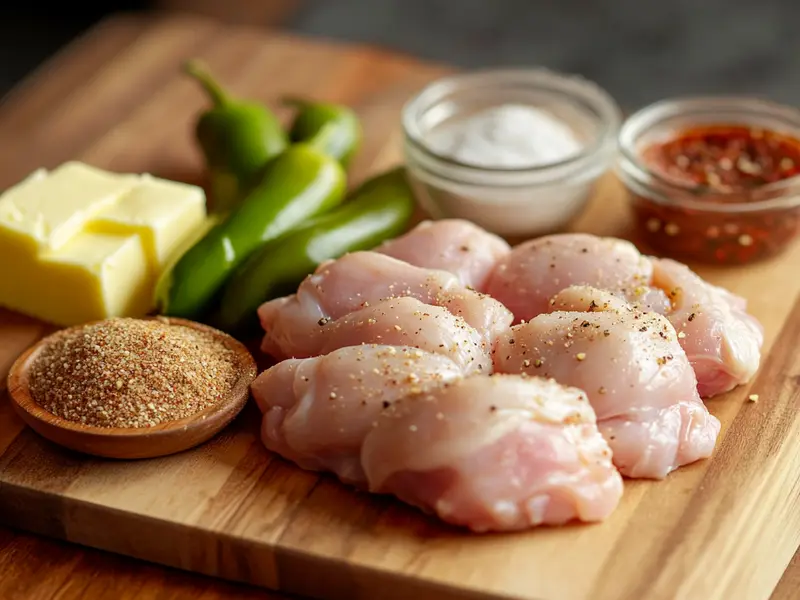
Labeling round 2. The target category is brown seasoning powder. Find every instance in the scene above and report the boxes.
[28,318,239,429]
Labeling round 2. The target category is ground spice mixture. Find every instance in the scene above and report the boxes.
[28,317,240,429]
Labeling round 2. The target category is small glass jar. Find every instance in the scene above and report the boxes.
[401,69,621,240]
[618,97,800,265]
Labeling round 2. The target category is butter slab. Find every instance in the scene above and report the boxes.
[0,161,137,251]
[0,162,208,326]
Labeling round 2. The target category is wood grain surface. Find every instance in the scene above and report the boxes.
[0,12,798,600]
[0,528,284,600]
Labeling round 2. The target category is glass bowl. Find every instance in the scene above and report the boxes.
[618,97,800,265]
[401,68,622,240]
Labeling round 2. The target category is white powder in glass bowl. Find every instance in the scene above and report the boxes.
[425,104,583,169]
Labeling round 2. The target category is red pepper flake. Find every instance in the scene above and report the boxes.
[630,125,800,264]
[642,126,800,190]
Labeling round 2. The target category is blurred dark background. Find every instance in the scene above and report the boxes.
[1,0,798,112]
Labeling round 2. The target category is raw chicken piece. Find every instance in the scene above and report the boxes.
[651,259,764,398]
[493,286,720,479]
[258,251,513,360]
[251,345,463,486]
[361,374,623,532]
[485,233,670,323]
[546,284,629,312]
[483,232,763,396]
[375,219,511,291]
[318,297,492,375]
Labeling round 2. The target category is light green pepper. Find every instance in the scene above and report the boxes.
[216,167,415,334]
[157,145,347,320]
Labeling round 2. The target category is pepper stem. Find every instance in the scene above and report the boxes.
[183,60,231,107]
[281,96,310,110]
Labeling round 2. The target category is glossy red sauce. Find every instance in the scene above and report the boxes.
[630,125,800,264]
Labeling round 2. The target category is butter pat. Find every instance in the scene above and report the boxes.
[0,162,138,251]
[91,175,206,269]
[0,162,208,326]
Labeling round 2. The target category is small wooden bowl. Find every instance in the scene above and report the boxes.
[6,317,258,460]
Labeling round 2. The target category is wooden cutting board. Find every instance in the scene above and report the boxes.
[0,13,798,600]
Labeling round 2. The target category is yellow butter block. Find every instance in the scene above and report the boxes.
[0,161,137,251]
[0,162,208,326]
[92,175,206,269]
[0,231,151,326]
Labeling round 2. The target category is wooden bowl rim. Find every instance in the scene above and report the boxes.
[6,316,257,441]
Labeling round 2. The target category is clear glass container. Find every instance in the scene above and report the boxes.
[618,97,800,265]
[401,69,622,240]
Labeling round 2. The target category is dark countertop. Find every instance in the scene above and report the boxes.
[2,0,799,114]
[287,0,800,111]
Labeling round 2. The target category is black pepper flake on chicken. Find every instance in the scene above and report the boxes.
[491,285,723,479]
[247,230,762,530]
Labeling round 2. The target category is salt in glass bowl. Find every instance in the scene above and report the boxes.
[401,68,622,240]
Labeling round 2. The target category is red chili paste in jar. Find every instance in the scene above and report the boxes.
[631,125,800,264]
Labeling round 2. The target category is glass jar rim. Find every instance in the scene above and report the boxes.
[618,95,800,212]
[401,67,622,177]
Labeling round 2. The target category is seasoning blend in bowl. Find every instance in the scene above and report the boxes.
[618,97,800,264]
[7,316,257,459]
[402,69,622,239]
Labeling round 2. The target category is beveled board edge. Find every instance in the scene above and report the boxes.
[0,483,513,600]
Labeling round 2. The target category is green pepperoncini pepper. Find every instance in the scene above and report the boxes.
[184,60,289,214]
[284,97,362,167]
[216,166,415,334]
[157,145,347,320]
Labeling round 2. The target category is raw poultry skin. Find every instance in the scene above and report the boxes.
[258,251,513,361]
[360,374,623,532]
[485,233,670,322]
[484,232,763,397]
[493,286,721,479]
[251,344,463,486]
[318,297,492,375]
[249,226,759,530]
[651,258,764,398]
[375,219,511,292]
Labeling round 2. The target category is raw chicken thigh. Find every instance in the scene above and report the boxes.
[485,233,670,322]
[251,345,463,486]
[361,374,623,532]
[258,251,513,360]
[246,220,761,531]
[493,286,720,479]
[485,232,763,397]
[651,259,764,398]
[319,297,492,375]
[375,219,511,292]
